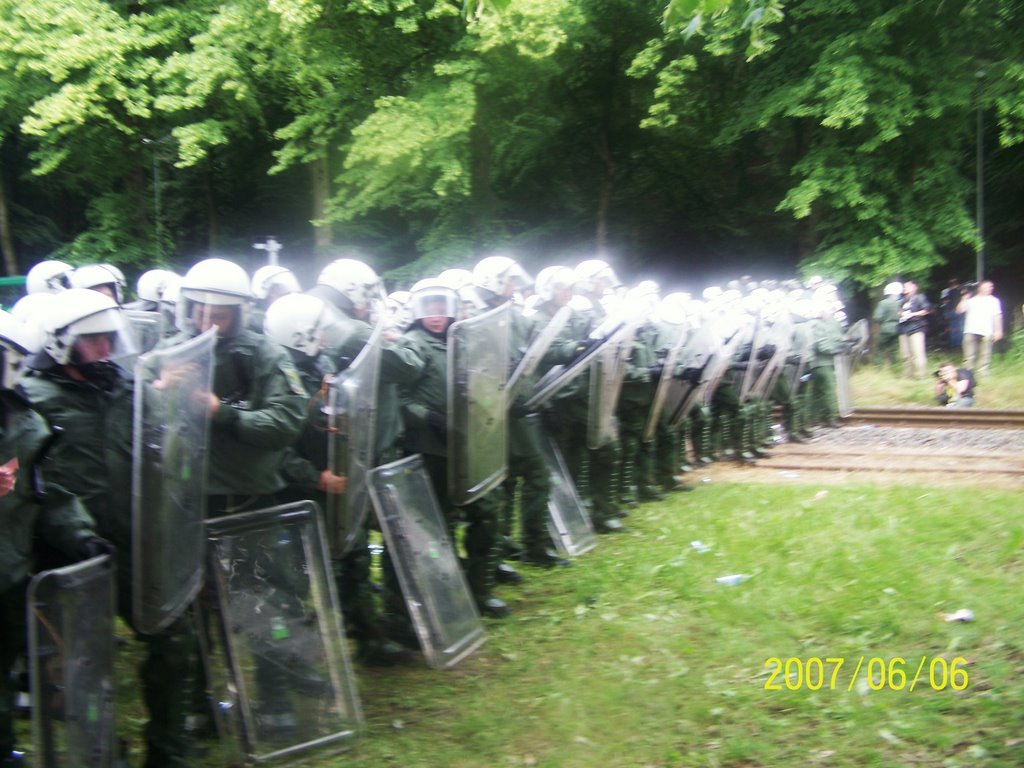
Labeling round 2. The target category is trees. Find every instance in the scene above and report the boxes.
[0,0,1019,294]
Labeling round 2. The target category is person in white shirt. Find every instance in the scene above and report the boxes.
[956,279,1003,376]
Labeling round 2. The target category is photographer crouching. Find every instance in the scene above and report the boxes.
[934,361,976,408]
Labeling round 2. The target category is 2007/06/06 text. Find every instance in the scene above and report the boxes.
[763,656,969,692]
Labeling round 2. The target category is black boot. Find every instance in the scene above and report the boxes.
[521,547,571,568]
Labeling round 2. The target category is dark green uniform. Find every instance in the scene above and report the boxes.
[810,315,845,427]
[872,295,900,368]
[161,328,307,512]
[398,325,505,614]
[0,390,97,762]
[21,360,195,768]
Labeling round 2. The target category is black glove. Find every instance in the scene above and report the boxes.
[78,536,115,561]
[426,410,448,439]
[647,363,665,379]
[679,367,702,385]
[757,344,777,360]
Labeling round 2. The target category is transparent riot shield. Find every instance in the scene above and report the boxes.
[834,352,853,417]
[700,316,750,408]
[845,318,870,371]
[737,316,768,403]
[124,309,163,355]
[661,324,719,432]
[506,305,571,404]
[785,323,815,400]
[448,302,510,506]
[533,418,596,557]
[325,316,383,556]
[368,455,486,669]
[643,322,689,442]
[586,327,632,450]
[750,316,793,402]
[132,328,215,635]
[524,309,637,412]
[203,502,361,763]
[27,555,116,768]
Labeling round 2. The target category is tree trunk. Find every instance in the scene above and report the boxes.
[0,159,17,275]
[311,154,332,253]
[594,132,616,258]
[204,162,218,254]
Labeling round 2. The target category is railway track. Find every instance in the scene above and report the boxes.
[700,406,1024,488]
[842,406,1024,429]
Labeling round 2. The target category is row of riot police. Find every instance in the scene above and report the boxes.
[2,254,858,766]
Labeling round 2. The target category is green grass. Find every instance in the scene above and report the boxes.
[322,482,1023,768]
[851,348,1024,408]
[21,482,1021,767]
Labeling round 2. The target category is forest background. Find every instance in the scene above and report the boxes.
[1,0,1022,318]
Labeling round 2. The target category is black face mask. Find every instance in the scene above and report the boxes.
[76,360,121,391]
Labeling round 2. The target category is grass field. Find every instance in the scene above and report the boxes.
[325,480,1024,768]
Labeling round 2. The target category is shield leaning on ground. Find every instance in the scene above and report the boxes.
[448,302,510,506]
[368,455,486,669]
[531,416,596,557]
[132,328,215,635]
[642,322,689,443]
[662,324,719,432]
[325,316,383,557]
[505,305,572,405]
[845,318,870,371]
[28,555,116,768]
[203,501,361,763]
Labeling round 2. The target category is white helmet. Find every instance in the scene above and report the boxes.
[534,266,577,303]
[251,265,301,301]
[70,263,127,304]
[263,293,334,357]
[0,309,40,389]
[655,292,691,326]
[409,279,458,321]
[26,260,74,295]
[136,269,180,303]
[883,281,903,297]
[574,259,620,296]
[472,255,531,298]
[39,288,134,365]
[317,258,382,314]
[180,258,251,305]
[437,268,474,290]
[385,290,413,330]
[179,258,252,336]
[11,292,57,327]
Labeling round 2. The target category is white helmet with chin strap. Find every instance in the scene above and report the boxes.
[0,309,41,389]
[534,266,577,303]
[136,269,180,303]
[178,258,252,337]
[251,265,301,301]
[574,259,620,297]
[317,258,382,315]
[263,293,333,357]
[409,279,458,321]
[70,263,128,304]
[26,260,74,295]
[39,288,134,366]
[472,255,532,299]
